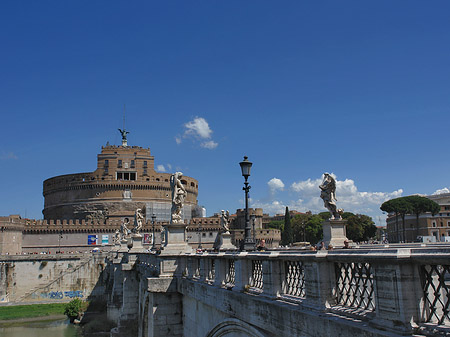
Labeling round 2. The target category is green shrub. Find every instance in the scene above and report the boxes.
[64,298,83,321]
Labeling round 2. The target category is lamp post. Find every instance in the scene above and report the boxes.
[239,156,255,251]
[198,221,202,250]
[151,214,156,251]
[251,214,256,244]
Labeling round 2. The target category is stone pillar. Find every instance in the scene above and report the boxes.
[234,254,251,292]
[262,252,282,299]
[129,234,145,253]
[160,223,192,255]
[322,219,348,248]
[120,258,140,323]
[118,239,129,253]
[372,249,423,333]
[147,277,183,337]
[302,252,336,310]
[216,232,237,251]
[108,254,125,322]
[213,255,227,287]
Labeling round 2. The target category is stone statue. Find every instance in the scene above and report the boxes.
[220,210,230,234]
[161,226,166,245]
[113,229,121,244]
[118,128,129,141]
[319,173,342,220]
[120,217,131,239]
[170,172,187,224]
[132,208,144,235]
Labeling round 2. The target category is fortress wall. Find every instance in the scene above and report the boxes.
[0,254,109,304]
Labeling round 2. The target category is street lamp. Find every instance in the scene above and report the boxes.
[151,214,156,251]
[239,156,255,251]
[198,221,202,250]
[251,214,256,244]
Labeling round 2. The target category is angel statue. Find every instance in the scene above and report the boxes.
[170,172,187,224]
[120,217,131,239]
[220,210,231,234]
[132,208,145,235]
[319,173,342,220]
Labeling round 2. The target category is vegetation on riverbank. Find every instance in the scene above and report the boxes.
[0,303,66,321]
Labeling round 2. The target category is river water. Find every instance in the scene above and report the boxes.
[0,318,81,337]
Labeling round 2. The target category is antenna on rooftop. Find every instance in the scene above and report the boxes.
[118,104,129,147]
[123,104,126,130]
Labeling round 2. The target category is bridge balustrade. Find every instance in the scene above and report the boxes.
[170,249,450,334]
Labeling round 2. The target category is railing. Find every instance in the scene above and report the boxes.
[334,262,374,313]
[420,264,450,326]
[165,248,450,335]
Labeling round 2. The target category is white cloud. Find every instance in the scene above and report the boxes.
[290,174,403,215]
[433,187,450,195]
[156,165,166,172]
[1,151,18,160]
[268,178,285,193]
[176,117,218,149]
[201,140,218,149]
[252,174,403,222]
[185,117,212,139]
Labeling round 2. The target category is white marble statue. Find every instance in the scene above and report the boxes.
[161,226,166,245]
[132,208,144,235]
[170,172,187,224]
[220,210,230,234]
[120,217,131,239]
[319,173,342,220]
[113,229,121,244]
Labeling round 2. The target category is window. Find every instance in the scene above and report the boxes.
[118,160,122,168]
[131,160,135,168]
[143,161,147,168]
[448,221,450,227]
[441,222,444,227]
[116,172,136,181]
[143,168,147,175]
[104,160,109,167]
[432,221,436,227]
[104,167,108,175]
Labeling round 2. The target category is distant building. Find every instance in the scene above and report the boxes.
[43,134,201,222]
[385,193,450,242]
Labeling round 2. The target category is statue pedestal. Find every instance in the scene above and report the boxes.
[118,239,129,253]
[215,232,237,251]
[160,222,192,255]
[322,219,348,248]
[129,234,145,253]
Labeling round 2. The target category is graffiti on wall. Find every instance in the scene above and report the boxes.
[30,290,84,300]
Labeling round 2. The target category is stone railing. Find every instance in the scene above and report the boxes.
[148,248,450,335]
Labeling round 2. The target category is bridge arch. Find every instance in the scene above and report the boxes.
[206,318,267,337]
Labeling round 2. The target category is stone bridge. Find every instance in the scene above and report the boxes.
[107,248,450,337]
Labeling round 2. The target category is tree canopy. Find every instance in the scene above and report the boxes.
[380,195,440,241]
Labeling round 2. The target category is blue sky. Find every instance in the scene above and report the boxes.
[1,1,450,225]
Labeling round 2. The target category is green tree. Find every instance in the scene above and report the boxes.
[281,207,293,246]
[304,214,323,244]
[381,196,440,242]
[267,220,284,231]
[405,195,440,239]
[291,213,310,242]
[342,212,377,242]
[64,298,83,322]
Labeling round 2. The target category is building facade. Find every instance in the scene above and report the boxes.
[43,140,201,222]
[385,193,450,242]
